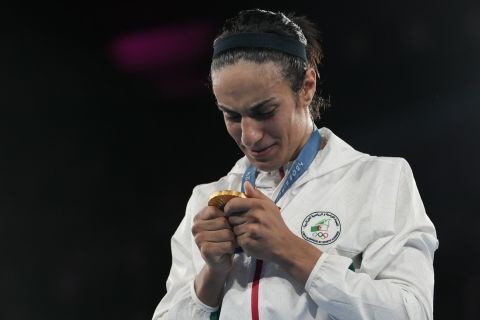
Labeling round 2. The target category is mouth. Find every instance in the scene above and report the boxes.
[249,144,275,158]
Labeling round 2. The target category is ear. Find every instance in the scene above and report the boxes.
[300,67,317,109]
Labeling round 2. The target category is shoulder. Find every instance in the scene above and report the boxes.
[356,155,411,174]
[320,127,413,175]
[343,152,417,194]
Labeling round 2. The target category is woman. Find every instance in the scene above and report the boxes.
[153,9,438,320]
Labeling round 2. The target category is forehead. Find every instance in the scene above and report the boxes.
[212,60,290,108]
[211,60,282,82]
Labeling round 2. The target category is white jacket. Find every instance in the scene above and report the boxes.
[153,127,438,320]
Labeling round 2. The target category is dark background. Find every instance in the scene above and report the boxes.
[1,0,479,319]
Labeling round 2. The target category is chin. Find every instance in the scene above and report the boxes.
[249,158,281,172]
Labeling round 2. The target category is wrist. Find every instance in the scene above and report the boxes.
[205,262,232,279]
[275,235,322,286]
[194,264,231,307]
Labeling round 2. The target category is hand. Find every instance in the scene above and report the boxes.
[224,181,295,263]
[192,205,237,274]
[225,181,322,285]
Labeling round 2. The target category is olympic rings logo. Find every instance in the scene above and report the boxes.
[312,231,329,239]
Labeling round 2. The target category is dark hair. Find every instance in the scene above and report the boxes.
[210,9,330,120]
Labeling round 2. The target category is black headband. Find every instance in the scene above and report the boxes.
[213,32,307,61]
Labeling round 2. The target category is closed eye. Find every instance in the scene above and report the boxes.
[216,101,277,122]
[225,111,241,122]
[251,108,276,120]
[224,109,276,122]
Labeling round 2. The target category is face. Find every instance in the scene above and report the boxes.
[211,60,316,171]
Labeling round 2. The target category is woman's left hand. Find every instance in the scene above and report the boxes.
[225,181,295,263]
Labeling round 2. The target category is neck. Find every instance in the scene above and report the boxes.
[290,121,314,161]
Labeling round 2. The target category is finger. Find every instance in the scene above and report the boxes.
[228,214,249,226]
[200,240,237,257]
[193,216,231,232]
[233,223,260,239]
[236,232,257,249]
[194,206,225,221]
[223,197,256,216]
[244,181,270,200]
[194,228,236,244]
[232,223,248,236]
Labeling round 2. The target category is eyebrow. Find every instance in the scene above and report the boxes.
[217,97,276,114]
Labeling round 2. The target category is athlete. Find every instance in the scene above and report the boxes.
[152,8,438,320]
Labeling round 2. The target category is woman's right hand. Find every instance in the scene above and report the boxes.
[192,206,237,274]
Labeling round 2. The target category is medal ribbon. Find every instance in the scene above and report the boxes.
[241,127,321,202]
[240,126,321,320]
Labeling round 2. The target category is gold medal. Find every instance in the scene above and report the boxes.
[208,190,246,210]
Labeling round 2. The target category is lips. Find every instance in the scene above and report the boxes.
[249,144,275,158]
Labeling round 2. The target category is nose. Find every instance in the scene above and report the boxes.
[240,117,263,147]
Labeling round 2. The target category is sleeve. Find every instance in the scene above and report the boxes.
[304,159,439,320]
[152,190,219,320]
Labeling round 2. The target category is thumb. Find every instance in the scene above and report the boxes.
[244,181,269,200]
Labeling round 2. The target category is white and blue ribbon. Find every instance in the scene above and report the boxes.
[241,127,321,201]
[236,127,321,253]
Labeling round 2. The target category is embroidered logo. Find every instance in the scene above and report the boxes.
[301,211,341,245]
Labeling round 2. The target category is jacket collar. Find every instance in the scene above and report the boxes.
[228,127,368,187]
